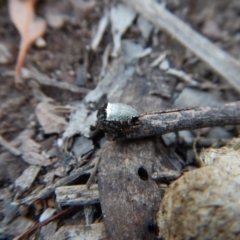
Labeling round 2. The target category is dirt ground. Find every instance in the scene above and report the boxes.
[1,0,240,239]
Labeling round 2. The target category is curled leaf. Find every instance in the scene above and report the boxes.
[8,0,47,87]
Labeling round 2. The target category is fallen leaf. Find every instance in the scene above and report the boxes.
[8,0,46,87]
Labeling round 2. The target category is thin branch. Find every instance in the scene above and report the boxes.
[99,101,240,140]
[13,207,74,240]
[121,0,240,93]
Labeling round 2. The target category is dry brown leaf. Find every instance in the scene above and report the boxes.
[8,0,46,87]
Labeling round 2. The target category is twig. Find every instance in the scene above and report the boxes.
[150,51,168,68]
[91,11,109,51]
[98,101,240,140]
[13,207,74,240]
[166,68,199,86]
[29,68,89,94]
[193,134,204,167]
[121,0,240,93]
[86,157,100,188]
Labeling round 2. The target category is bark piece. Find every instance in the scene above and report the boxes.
[98,139,161,240]
[17,162,94,205]
[98,54,181,239]
[15,165,41,191]
[52,223,109,240]
[0,152,27,186]
[55,184,99,206]
[62,57,135,142]
[35,102,68,134]
[110,4,136,57]
[20,139,52,166]
[1,216,34,237]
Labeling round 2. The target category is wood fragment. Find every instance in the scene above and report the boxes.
[91,11,109,51]
[55,184,99,206]
[28,68,89,94]
[16,162,94,205]
[86,157,100,188]
[110,4,136,57]
[121,0,240,92]
[98,62,182,239]
[150,51,167,68]
[35,101,68,134]
[15,165,41,191]
[99,140,162,240]
[0,135,22,156]
[166,68,199,86]
[52,223,109,240]
[100,101,240,140]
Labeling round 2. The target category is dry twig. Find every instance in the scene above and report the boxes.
[98,101,240,140]
[121,0,240,92]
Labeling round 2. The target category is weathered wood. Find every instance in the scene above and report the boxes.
[98,65,183,239]
[99,101,240,140]
[55,184,99,206]
[121,0,240,93]
[17,162,94,205]
[99,140,162,240]
[52,223,109,240]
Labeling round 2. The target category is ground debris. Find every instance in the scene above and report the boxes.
[0,42,13,64]
[52,223,109,240]
[0,216,35,238]
[1,0,240,239]
[17,161,95,205]
[158,137,240,240]
[121,0,240,93]
[55,184,99,206]
[110,3,136,57]
[20,138,52,166]
[35,101,68,134]
[15,165,41,191]
[91,11,109,51]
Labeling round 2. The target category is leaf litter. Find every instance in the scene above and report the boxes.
[1,0,240,239]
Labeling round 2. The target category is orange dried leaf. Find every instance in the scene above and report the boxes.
[8,0,46,86]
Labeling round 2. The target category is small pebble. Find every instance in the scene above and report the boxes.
[159,59,170,70]
[39,208,56,222]
[35,37,47,48]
